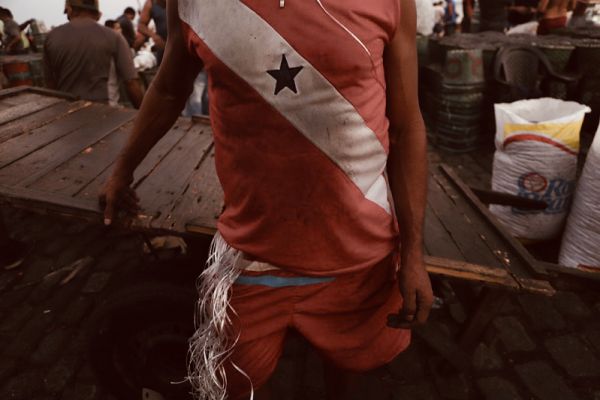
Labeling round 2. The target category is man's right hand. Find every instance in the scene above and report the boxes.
[99,173,140,226]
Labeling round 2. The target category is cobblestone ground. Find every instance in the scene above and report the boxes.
[1,156,600,400]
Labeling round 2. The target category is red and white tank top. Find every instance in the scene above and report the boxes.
[179,0,400,275]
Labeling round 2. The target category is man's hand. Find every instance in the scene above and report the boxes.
[99,172,140,226]
[388,250,434,329]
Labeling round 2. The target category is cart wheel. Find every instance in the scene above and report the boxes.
[87,282,196,400]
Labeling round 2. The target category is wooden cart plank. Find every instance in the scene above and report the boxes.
[0,103,102,169]
[427,173,506,269]
[75,119,193,200]
[172,148,222,234]
[439,164,547,277]
[0,107,134,187]
[0,184,100,221]
[0,100,89,144]
[424,204,465,261]
[134,124,213,229]
[1,92,49,106]
[431,169,529,272]
[0,102,13,112]
[0,95,63,125]
[27,120,135,195]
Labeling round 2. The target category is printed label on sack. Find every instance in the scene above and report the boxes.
[513,172,575,215]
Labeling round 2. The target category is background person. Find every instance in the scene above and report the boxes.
[43,0,143,108]
[117,6,136,48]
[0,7,28,54]
[137,0,167,64]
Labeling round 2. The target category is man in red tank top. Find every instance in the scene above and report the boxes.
[101,0,432,398]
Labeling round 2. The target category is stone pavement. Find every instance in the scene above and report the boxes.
[1,155,600,400]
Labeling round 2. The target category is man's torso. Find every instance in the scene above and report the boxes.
[179,0,400,274]
[117,15,136,47]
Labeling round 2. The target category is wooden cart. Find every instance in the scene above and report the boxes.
[0,87,560,387]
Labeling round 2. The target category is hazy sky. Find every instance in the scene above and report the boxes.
[3,0,141,29]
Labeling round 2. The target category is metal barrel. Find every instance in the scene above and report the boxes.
[434,124,481,153]
[2,61,33,87]
[28,58,45,87]
[573,38,600,78]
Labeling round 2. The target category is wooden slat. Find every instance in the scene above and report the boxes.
[0,102,98,169]
[539,261,600,282]
[0,102,12,112]
[0,95,63,125]
[173,148,223,234]
[0,184,101,221]
[28,120,135,195]
[1,92,47,106]
[75,119,192,200]
[424,204,465,261]
[134,123,213,229]
[0,107,134,187]
[0,86,30,99]
[425,256,519,289]
[0,86,78,101]
[439,164,547,276]
[427,172,506,269]
[0,100,89,144]
[23,87,79,100]
[431,168,544,288]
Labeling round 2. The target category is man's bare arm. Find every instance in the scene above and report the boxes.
[124,78,144,109]
[384,0,433,327]
[137,0,166,48]
[101,0,203,224]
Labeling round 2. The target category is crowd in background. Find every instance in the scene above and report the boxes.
[416,0,600,37]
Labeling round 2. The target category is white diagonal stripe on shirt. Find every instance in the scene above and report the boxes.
[179,0,391,213]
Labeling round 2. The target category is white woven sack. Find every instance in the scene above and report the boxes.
[559,124,600,269]
[490,98,590,241]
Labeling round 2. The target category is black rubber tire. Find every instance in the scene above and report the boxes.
[87,282,197,400]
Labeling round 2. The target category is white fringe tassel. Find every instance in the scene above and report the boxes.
[187,232,253,400]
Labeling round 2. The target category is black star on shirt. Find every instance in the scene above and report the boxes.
[267,54,303,95]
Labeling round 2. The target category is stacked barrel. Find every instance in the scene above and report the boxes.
[419,31,600,152]
[1,54,45,88]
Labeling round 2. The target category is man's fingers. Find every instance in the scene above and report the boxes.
[103,197,116,226]
[400,288,417,322]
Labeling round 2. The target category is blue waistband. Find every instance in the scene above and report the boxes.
[235,275,335,288]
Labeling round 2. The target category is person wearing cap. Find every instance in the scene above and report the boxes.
[43,0,144,108]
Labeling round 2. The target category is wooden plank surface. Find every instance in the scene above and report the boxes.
[29,120,135,196]
[1,92,47,106]
[174,148,223,234]
[134,123,213,229]
[424,204,465,260]
[427,171,506,269]
[0,90,555,293]
[0,106,134,187]
[0,102,99,169]
[0,100,89,144]
[75,119,192,200]
[0,94,63,125]
[440,165,547,277]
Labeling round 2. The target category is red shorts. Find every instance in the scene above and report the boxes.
[225,254,411,399]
